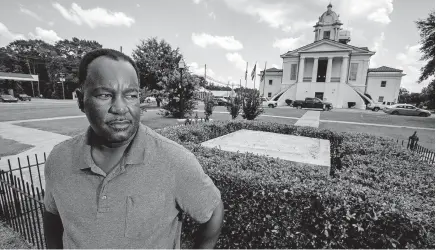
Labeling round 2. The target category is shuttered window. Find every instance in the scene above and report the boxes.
[290,64,297,80]
[349,63,358,81]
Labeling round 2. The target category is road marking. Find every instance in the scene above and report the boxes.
[3,115,86,124]
[320,119,435,131]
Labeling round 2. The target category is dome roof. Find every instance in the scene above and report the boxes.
[318,3,340,25]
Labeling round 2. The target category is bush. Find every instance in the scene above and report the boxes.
[226,97,242,119]
[156,120,435,249]
[285,99,293,106]
[203,95,215,120]
[241,90,264,120]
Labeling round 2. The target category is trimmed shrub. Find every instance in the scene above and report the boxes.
[203,95,215,121]
[156,120,434,249]
[226,97,242,119]
[285,99,293,106]
[242,91,264,120]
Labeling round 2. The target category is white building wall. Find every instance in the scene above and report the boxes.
[259,74,283,98]
[366,73,402,104]
[331,58,341,78]
[282,57,299,85]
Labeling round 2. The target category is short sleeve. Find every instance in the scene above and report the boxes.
[44,152,59,215]
[174,152,221,224]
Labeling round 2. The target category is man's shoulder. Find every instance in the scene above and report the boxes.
[47,130,87,163]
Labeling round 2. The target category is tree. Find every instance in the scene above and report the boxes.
[159,70,199,118]
[132,37,182,91]
[398,87,410,103]
[420,80,435,109]
[416,11,435,83]
[206,85,231,91]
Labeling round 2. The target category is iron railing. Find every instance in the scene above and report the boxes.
[396,138,435,164]
[0,153,47,249]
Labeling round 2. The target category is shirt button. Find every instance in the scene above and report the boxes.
[102,195,107,200]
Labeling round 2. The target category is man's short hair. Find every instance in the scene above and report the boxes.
[78,48,140,89]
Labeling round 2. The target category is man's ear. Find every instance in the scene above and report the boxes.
[76,89,85,113]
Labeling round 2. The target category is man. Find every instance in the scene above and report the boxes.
[43,49,224,249]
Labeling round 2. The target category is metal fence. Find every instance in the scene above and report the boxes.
[396,138,435,164]
[0,153,47,249]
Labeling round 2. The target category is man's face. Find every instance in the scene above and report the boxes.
[82,57,140,144]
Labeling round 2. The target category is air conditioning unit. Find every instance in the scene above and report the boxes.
[338,30,351,44]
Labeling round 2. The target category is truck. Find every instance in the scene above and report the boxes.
[292,97,333,111]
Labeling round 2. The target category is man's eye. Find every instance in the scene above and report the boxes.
[96,94,112,99]
[126,94,138,99]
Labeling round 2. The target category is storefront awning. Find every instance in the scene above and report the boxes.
[0,72,39,81]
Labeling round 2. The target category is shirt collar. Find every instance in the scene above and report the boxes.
[80,124,147,170]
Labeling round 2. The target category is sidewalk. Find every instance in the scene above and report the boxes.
[294,111,320,128]
[0,123,71,171]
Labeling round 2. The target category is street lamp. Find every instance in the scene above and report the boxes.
[178,58,185,117]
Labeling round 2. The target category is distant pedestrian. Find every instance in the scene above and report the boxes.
[43,48,224,249]
[156,96,162,107]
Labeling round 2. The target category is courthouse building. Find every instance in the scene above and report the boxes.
[259,3,405,109]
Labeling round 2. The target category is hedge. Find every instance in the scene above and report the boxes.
[156,120,435,248]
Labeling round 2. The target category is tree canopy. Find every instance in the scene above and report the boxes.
[416,10,435,83]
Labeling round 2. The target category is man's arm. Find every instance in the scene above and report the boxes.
[43,210,64,249]
[193,200,224,249]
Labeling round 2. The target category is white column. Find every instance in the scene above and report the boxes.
[312,57,319,82]
[340,56,349,83]
[326,57,333,82]
[298,57,305,82]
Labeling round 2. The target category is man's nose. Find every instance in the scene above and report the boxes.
[109,96,128,114]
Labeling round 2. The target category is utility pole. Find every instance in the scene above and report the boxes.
[59,73,66,100]
[26,59,35,97]
[120,46,123,53]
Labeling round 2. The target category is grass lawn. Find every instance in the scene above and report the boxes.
[0,137,34,158]
[320,122,435,150]
[0,221,31,249]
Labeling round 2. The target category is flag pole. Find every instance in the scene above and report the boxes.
[262,61,267,97]
[253,62,257,90]
[245,62,248,88]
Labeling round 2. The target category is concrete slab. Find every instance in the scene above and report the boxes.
[201,129,330,173]
[294,111,320,128]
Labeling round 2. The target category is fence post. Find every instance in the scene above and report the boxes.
[408,131,419,151]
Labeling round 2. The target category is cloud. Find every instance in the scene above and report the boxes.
[52,2,135,28]
[48,21,55,26]
[187,62,215,77]
[0,22,26,44]
[226,52,247,72]
[192,0,203,4]
[369,32,387,67]
[28,27,62,44]
[343,0,393,24]
[394,44,431,92]
[208,12,216,20]
[192,33,243,50]
[272,35,308,52]
[20,6,43,21]
[136,3,140,7]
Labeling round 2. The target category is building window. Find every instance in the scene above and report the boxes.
[323,31,330,39]
[381,81,386,87]
[378,96,384,102]
[268,92,272,97]
[349,63,358,81]
[290,64,297,80]
[269,80,273,85]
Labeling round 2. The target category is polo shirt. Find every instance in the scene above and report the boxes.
[44,124,221,249]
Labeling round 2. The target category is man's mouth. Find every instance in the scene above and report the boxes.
[107,120,131,130]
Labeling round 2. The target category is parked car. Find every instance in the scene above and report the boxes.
[17,94,31,101]
[213,97,230,106]
[0,94,18,103]
[367,101,395,112]
[261,97,278,108]
[292,97,332,111]
[144,96,156,103]
[383,104,431,117]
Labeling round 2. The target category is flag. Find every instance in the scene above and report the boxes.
[251,63,257,80]
[260,62,267,82]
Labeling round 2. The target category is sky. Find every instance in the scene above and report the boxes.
[0,0,434,93]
